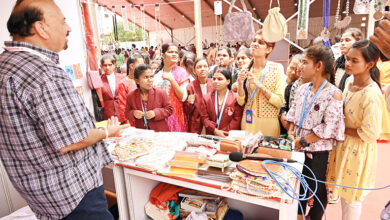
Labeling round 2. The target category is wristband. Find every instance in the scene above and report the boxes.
[104,127,109,139]
[300,136,310,148]
[99,127,109,139]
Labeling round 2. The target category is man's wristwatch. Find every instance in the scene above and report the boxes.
[300,137,310,148]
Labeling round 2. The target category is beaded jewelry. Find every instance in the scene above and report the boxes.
[335,0,351,29]
[297,0,309,39]
[321,0,331,46]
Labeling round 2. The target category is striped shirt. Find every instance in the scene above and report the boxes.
[0,41,111,219]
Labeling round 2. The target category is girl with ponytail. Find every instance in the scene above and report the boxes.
[327,40,390,220]
[285,45,345,220]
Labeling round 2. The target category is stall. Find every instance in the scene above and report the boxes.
[100,127,305,220]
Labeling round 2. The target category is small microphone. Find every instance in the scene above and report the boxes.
[229,152,297,163]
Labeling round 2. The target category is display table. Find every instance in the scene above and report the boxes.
[113,152,305,220]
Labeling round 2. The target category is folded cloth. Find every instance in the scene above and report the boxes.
[0,206,38,220]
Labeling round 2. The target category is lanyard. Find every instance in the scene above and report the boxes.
[297,80,328,135]
[246,62,269,107]
[215,89,229,129]
[3,46,58,66]
[141,100,149,130]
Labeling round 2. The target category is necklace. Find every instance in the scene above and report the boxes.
[297,0,309,39]
[351,77,371,91]
[344,89,355,110]
[335,0,351,29]
[321,0,331,47]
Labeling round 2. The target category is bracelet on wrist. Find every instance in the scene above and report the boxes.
[99,127,109,139]
[300,137,310,148]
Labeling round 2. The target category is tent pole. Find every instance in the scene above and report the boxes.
[194,0,203,58]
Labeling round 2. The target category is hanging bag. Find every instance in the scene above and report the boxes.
[223,0,255,42]
[262,0,287,43]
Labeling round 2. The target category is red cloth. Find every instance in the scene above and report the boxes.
[150,183,186,210]
[200,90,243,134]
[125,88,173,131]
[117,78,137,123]
[184,78,213,134]
[101,73,125,120]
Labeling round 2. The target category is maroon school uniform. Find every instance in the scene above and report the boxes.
[200,90,243,135]
[125,88,172,131]
[101,73,125,120]
[183,78,213,134]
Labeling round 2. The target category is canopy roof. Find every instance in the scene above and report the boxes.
[97,0,356,32]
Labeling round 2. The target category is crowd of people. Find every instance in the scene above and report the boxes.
[1,0,390,220]
[97,28,390,220]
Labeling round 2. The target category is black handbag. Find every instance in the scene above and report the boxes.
[91,89,104,122]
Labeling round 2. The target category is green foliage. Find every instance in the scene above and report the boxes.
[100,20,148,44]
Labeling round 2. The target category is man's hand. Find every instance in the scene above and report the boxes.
[58,116,129,153]
[133,110,144,119]
[370,12,390,59]
[144,110,155,120]
[107,116,130,137]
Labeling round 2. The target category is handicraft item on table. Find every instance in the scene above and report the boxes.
[255,136,293,159]
[225,153,296,198]
[262,0,288,42]
[112,138,153,161]
[206,154,232,172]
[296,0,310,40]
[223,0,255,42]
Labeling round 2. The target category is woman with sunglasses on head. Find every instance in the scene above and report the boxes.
[154,43,190,132]
[236,30,286,137]
[201,68,243,136]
